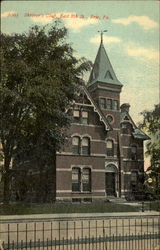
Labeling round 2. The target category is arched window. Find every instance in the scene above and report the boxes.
[82,137,90,155]
[131,145,137,160]
[106,139,114,156]
[72,168,81,191]
[72,136,80,155]
[82,168,91,192]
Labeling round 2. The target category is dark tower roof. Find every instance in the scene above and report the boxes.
[87,40,122,87]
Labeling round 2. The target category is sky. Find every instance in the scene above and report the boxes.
[1,1,160,169]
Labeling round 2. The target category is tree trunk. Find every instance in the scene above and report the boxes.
[3,170,10,203]
[3,153,12,203]
[52,149,56,201]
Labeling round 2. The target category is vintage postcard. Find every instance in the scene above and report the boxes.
[1,0,159,249]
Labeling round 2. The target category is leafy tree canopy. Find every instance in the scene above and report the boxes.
[0,22,92,202]
[139,104,160,195]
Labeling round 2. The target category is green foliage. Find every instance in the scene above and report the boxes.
[0,22,92,202]
[0,202,139,215]
[140,104,160,167]
[140,104,160,196]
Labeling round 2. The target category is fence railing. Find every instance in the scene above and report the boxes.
[1,216,160,250]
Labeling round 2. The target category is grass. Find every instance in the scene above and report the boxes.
[0,201,140,215]
[145,200,160,212]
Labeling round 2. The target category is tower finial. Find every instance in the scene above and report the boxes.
[98,30,108,44]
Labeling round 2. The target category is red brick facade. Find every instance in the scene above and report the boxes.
[56,41,149,202]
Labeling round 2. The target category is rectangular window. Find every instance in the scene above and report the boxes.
[106,140,114,156]
[82,168,91,192]
[113,100,119,110]
[99,98,106,109]
[73,110,80,123]
[121,123,128,134]
[72,168,81,192]
[81,111,88,125]
[131,146,137,160]
[106,99,112,110]
[72,168,91,193]
[131,171,138,183]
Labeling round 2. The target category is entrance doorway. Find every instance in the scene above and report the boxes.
[105,164,117,197]
[105,173,116,196]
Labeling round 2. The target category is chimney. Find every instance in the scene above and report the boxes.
[120,103,130,113]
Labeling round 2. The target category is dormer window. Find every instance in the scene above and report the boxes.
[105,70,113,80]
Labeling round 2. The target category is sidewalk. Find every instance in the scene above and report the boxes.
[1,211,159,223]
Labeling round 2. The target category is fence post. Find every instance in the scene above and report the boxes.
[21,240,23,250]
[102,220,105,250]
[66,221,68,250]
[59,221,61,250]
[34,222,36,249]
[88,221,90,250]
[7,224,10,249]
[142,201,144,212]
[42,222,44,250]
[70,237,72,250]
[81,221,83,250]
[29,239,32,250]
[16,223,19,250]
[47,238,48,250]
[95,220,97,239]
[51,222,53,250]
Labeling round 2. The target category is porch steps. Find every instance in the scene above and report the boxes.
[107,197,127,203]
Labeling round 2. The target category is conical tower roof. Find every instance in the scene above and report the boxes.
[88,40,122,86]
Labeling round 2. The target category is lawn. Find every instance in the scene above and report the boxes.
[0,201,140,215]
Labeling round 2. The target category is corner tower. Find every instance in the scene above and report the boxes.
[87,35,123,197]
[87,35,122,128]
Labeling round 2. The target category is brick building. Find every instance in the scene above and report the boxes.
[56,38,149,202]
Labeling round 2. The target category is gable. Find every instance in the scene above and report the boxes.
[73,86,112,131]
[121,111,149,140]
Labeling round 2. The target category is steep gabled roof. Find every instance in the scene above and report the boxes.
[120,108,150,140]
[74,85,112,131]
[88,42,122,87]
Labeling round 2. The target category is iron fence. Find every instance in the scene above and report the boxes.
[1,216,160,250]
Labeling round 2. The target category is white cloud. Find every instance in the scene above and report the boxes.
[1,11,17,18]
[112,16,158,30]
[90,35,122,44]
[126,44,159,63]
[65,17,99,32]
